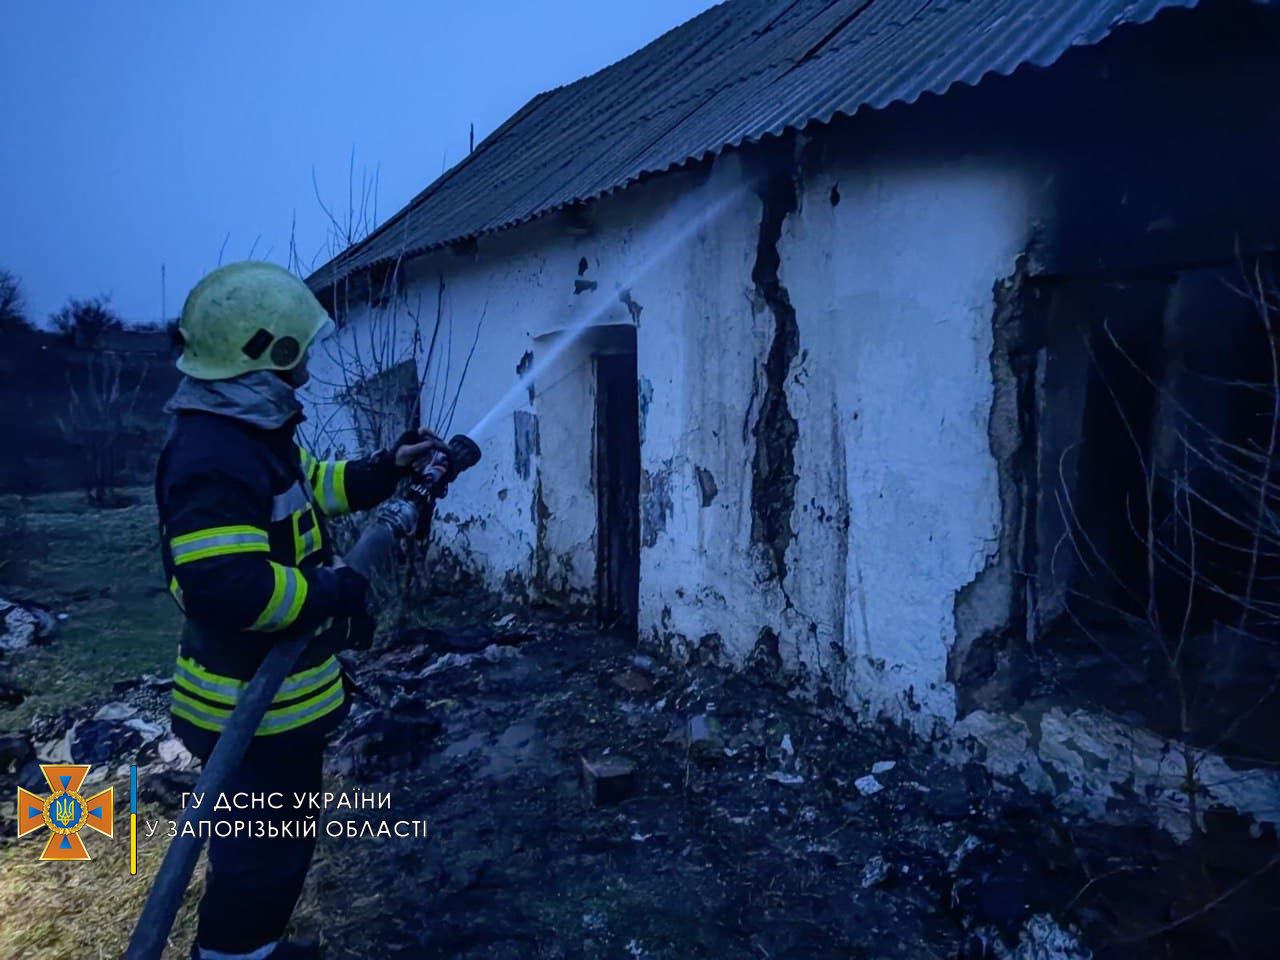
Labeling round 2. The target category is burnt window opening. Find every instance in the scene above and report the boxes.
[1047,279,1169,624]
[1024,261,1280,760]
[344,358,421,453]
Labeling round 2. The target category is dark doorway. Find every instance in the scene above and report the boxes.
[594,349,640,635]
[1026,262,1280,760]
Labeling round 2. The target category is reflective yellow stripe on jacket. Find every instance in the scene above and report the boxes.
[169,525,308,631]
[299,448,350,516]
[250,562,309,631]
[170,525,268,565]
[170,653,344,737]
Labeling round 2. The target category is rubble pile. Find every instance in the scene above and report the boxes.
[0,671,197,832]
[0,595,61,707]
[0,596,58,654]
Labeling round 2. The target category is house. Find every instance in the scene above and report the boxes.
[307,0,1280,833]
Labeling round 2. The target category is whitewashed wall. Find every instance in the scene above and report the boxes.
[782,159,1037,734]
[305,149,1038,736]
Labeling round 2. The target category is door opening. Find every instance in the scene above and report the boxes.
[594,348,640,635]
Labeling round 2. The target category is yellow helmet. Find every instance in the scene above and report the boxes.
[177,261,334,380]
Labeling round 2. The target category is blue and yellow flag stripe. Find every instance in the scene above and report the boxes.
[130,764,137,876]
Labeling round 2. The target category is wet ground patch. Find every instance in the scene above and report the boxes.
[303,616,1109,959]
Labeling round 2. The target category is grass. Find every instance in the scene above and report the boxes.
[0,486,180,733]
[0,803,204,959]
[0,485,199,958]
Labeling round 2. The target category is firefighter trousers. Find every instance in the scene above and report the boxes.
[194,736,324,955]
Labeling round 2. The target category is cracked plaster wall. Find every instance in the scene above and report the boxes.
[780,158,1038,735]
[308,149,1039,734]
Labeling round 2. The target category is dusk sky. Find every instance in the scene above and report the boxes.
[0,1,715,326]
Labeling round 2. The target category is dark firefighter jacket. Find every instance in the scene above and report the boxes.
[155,409,400,757]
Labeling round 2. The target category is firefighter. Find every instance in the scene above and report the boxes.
[156,261,438,960]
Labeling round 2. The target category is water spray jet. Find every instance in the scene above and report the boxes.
[464,184,749,442]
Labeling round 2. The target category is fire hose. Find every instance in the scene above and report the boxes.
[123,434,481,960]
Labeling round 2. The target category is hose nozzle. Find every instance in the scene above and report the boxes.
[442,434,482,482]
[409,433,481,502]
[376,433,482,542]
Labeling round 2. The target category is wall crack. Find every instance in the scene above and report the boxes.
[749,164,801,588]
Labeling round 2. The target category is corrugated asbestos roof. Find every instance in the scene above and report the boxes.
[308,0,1200,289]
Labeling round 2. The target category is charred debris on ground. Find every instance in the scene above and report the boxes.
[3,593,1277,958]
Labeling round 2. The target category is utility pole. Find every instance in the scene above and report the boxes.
[469,123,475,154]
[160,264,167,324]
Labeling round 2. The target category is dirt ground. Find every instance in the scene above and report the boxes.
[294,605,1279,960]
[305,616,1019,959]
[3,492,1279,959]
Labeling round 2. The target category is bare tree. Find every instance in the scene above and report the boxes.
[58,349,148,506]
[50,295,125,346]
[294,155,483,631]
[288,147,381,277]
[0,269,28,332]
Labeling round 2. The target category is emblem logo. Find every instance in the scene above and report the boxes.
[16,763,114,860]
